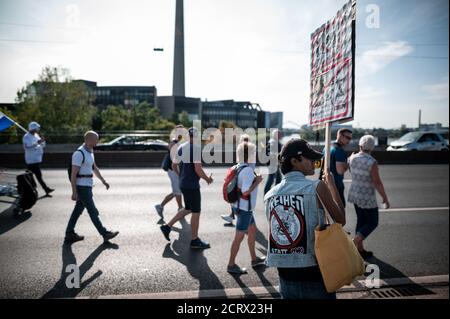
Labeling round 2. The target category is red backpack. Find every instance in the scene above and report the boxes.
[223,164,248,204]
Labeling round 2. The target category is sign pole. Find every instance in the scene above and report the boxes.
[324,122,332,171]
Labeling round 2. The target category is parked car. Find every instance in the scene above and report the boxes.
[387,132,449,151]
[94,135,169,151]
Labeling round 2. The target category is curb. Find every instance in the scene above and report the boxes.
[81,275,449,299]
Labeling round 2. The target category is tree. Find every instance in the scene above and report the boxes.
[178,111,192,128]
[100,105,133,131]
[15,66,96,142]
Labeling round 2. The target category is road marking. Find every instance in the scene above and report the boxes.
[380,207,449,213]
[86,274,448,299]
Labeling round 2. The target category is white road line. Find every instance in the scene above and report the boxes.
[380,207,449,212]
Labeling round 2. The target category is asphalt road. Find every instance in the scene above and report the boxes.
[0,165,448,298]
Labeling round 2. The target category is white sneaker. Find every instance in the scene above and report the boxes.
[221,214,234,224]
[155,204,164,218]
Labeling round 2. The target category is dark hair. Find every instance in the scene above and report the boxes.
[279,154,301,175]
[338,128,353,136]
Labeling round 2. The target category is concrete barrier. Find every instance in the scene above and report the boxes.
[0,150,448,169]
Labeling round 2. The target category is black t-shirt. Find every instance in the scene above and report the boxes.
[277,266,324,282]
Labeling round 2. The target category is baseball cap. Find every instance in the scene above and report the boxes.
[279,139,323,162]
[28,121,41,131]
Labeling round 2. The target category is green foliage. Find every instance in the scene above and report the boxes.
[178,111,192,128]
[14,66,96,142]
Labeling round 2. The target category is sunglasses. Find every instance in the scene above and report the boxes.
[342,135,352,140]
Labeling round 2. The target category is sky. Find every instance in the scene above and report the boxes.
[0,0,448,129]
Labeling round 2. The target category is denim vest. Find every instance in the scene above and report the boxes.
[263,171,325,268]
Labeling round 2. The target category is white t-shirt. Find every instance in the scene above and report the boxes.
[72,145,95,187]
[232,166,259,212]
[23,132,45,164]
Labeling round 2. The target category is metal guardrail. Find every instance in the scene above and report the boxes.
[0,151,448,169]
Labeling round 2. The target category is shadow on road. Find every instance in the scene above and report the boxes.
[0,201,32,236]
[162,218,226,298]
[364,256,436,297]
[42,242,119,299]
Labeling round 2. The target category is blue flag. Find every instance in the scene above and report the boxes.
[0,112,15,132]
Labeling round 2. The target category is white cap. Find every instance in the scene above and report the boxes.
[28,121,41,131]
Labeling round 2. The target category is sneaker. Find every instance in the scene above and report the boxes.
[160,225,171,241]
[64,232,84,243]
[190,238,210,249]
[221,214,234,224]
[227,264,248,275]
[251,256,267,268]
[155,204,164,218]
[103,230,119,242]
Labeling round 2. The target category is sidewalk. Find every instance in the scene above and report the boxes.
[83,275,448,300]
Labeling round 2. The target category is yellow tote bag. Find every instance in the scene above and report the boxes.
[314,196,365,293]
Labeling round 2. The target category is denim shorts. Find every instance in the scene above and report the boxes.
[235,208,255,232]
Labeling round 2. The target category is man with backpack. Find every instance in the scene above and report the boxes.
[154,125,185,220]
[160,127,213,249]
[64,131,119,244]
[225,141,265,274]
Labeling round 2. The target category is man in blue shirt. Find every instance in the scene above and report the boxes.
[327,128,352,207]
[160,128,214,249]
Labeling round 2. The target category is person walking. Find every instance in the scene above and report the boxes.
[22,121,54,196]
[348,135,390,259]
[227,141,266,274]
[65,131,119,244]
[264,139,346,299]
[327,128,353,207]
[264,129,282,195]
[221,134,254,225]
[160,128,214,249]
[154,125,185,220]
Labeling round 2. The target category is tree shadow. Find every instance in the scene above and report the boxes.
[162,218,226,298]
[0,200,32,236]
[41,241,119,299]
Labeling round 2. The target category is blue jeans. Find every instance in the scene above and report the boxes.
[354,205,379,239]
[279,277,336,299]
[66,186,107,236]
[264,167,282,195]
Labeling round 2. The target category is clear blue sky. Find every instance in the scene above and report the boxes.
[0,0,448,129]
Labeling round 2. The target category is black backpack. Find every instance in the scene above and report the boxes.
[17,172,38,210]
[67,149,85,181]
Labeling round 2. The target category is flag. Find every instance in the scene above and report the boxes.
[0,112,15,132]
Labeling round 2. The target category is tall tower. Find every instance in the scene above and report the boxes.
[173,0,185,97]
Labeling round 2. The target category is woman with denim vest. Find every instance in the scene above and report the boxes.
[264,139,346,299]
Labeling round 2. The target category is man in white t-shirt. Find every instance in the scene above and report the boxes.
[227,141,266,275]
[22,121,54,195]
[64,131,119,244]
